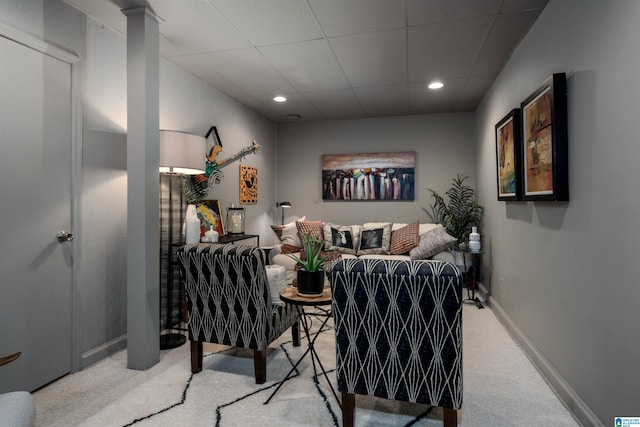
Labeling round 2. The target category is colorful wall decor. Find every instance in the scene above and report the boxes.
[495,108,522,201]
[196,199,225,236]
[322,151,415,201]
[239,164,258,204]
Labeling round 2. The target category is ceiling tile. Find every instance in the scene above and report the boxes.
[194,48,295,96]
[501,0,549,13]
[407,0,501,26]
[259,40,349,92]
[168,54,250,98]
[471,10,540,76]
[150,0,251,54]
[354,85,410,117]
[208,0,322,46]
[309,0,405,37]
[457,75,495,110]
[253,93,324,122]
[329,29,407,87]
[409,79,465,113]
[408,17,493,81]
[302,90,365,120]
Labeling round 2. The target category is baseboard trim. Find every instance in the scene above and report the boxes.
[487,295,602,427]
[80,335,127,370]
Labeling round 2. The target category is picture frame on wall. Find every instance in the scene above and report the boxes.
[239,164,258,204]
[321,151,415,201]
[495,108,522,201]
[196,199,225,236]
[520,73,569,201]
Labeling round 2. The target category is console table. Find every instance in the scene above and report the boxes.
[217,233,259,246]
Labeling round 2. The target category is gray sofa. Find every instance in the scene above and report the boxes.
[271,220,458,284]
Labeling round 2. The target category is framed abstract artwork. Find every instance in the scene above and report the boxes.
[239,164,258,204]
[321,151,415,201]
[196,199,225,236]
[495,109,522,201]
[520,73,569,201]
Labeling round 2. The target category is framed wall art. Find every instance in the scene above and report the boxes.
[322,151,415,201]
[520,73,569,201]
[239,164,258,204]
[196,199,225,236]
[495,108,522,201]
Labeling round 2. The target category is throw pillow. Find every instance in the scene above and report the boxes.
[296,219,324,242]
[390,221,420,255]
[281,243,301,255]
[409,226,457,260]
[265,265,288,306]
[357,223,392,255]
[271,216,305,242]
[323,223,360,255]
[279,222,303,249]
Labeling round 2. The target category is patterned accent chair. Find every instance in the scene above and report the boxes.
[329,258,463,427]
[177,244,300,384]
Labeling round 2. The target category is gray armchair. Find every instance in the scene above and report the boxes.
[177,244,300,384]
[329,258,463,427]
[0,352,36,427]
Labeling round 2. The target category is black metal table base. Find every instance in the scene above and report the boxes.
[464,287,484,309]
[264,307,339,405]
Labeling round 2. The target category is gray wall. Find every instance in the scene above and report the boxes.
[0,0,277,368]
[475,0,639,424]
[276,113,476,227]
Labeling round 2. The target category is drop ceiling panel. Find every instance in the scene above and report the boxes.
[408,17,492,81]
[151,0,251,54]
[354,84,410,117]
[309,0,405,37]
[329,29,407,87]
[195,48,295,96]
[259,40,349,92]
[208,0,322,46]
[168,54,249,98]
[457,75,495,110]
[471,11,540,76]
[407,0,501,26]
[302,90,365,120]
[254,93,324,122]
[409,79,465,113]
[501,0,549,13]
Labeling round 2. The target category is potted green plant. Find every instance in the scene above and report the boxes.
[426,173,483,246]
[287,233,333,297]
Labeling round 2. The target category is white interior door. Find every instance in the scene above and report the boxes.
[0,34,73,392]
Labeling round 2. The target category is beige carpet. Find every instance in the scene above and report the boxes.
[33,301,580,426]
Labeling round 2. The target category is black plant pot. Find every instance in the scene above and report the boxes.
[296,268,325,297]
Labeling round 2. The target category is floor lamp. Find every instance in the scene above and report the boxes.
[159,130,206,350]
[276,201,292,225]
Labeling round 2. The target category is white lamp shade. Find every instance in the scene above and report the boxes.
[159,130,206,174]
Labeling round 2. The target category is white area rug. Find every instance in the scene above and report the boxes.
[34,303,579,426]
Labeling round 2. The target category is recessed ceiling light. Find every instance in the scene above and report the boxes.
[273,96,287,102]
[428,81,444,90]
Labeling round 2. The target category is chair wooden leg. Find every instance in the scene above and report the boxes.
[190,341,203,374]
[253,349,267,384]
[341,392,355,427]
[443,407,457,427]
[292,319,300,347]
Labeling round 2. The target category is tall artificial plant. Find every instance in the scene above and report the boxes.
[426,173,483,243]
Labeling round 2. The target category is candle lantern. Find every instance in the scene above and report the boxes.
[226,204,245,234]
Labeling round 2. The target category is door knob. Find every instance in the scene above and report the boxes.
[56,231,73,242]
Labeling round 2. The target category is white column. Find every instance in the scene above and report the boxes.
[123,6,161,370]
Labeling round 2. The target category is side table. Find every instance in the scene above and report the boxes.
[264,286,338,405]
[454,248,485,309]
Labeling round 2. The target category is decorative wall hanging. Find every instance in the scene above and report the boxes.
[322,152,415,201]
[239,164,258,204]
[195,199,225,236]
[520,73,569,201]
[495,109,522,201]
